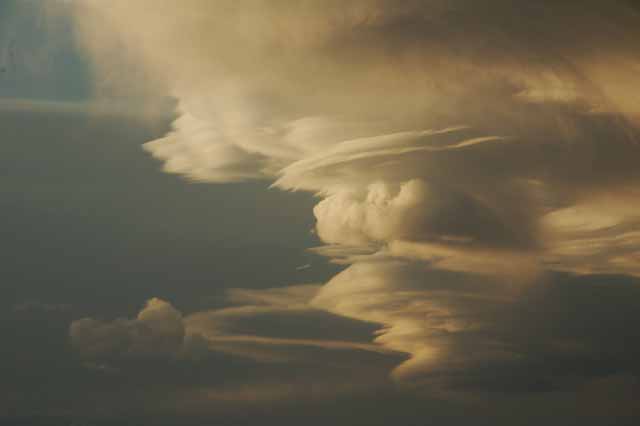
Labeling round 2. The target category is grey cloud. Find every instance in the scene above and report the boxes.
[69,291,385,363]
[70,298,185,360]
[434,272,640,394]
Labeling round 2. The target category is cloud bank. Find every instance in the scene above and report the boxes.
[70,0,640,393]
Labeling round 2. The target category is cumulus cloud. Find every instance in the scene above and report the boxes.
[70,0,640,394]
[70,298,185,359]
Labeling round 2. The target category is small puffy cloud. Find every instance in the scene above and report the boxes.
[70,298,184,360]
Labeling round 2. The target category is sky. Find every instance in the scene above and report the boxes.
[2,1,640,425]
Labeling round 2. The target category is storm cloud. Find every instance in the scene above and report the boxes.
[66,0,640,406]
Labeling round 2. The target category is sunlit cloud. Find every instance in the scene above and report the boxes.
[68,0,640,397]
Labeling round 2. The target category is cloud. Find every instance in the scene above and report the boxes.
[69,289,392,362]
[225,284,320,308]
[64,290,409,420]
[71,0,640,277]
[310,260,506,383]
[312,260,640,393]
[82,263,640,401]
[70,298,185,359]
[183,284,397,361]
[69,0,640,399]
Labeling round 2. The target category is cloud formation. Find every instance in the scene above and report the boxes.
[70,298,185,359]
[70,0,640,394]
[69,285,404,372]
[72,0,640,273]
[312,261,640,393]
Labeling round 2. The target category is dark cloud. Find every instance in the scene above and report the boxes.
[428,272,640,393]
